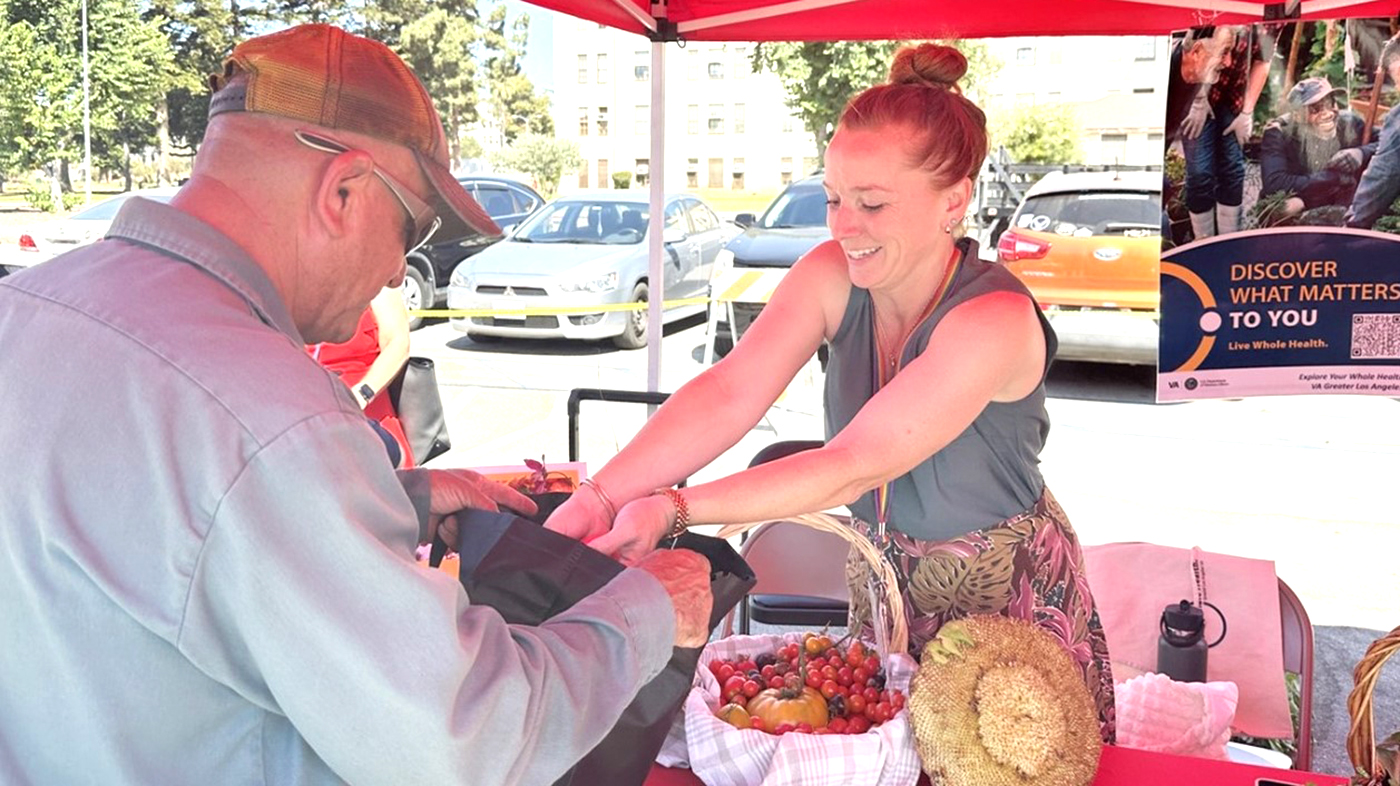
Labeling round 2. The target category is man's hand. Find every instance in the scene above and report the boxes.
[1327,148,1365,175]
[634,549,713,648]
[427,469,537,547]
[1221,113,1252,146]
[586,495,673,567]
[1182,95,1213,140]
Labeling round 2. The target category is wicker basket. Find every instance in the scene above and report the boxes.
[715,511,909,657]
[1347,625,1400,785]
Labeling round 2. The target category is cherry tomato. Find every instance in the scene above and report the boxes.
[742,679,761,698]
[827,717,849,734]
[716,663,736,683]
[804,636,823,656]
[820,679,839,699]
[749,716,767,733]
[805,670,824,689]
[723,675,746,698]
[846,693,867,714]
[863,686,879,702]
[846,641,866,666]
[821,665,838,680]
[736,659,757,673]
[891,691,906,710]
[847,715,871,734]
[773,723,796,735]
[796,722,814,734]
[760,664,776,680]
[852,667,871,685]
[836,666,854,686]
[768,675,786,690]
[863,655,881,673]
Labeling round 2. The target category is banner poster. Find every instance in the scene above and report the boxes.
[1158,18,1400,401]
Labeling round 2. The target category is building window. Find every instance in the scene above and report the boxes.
[708,62,724,79]
[732,157,745,190]
[707,157,723,188]
[596,54,608,83]
[1100,133,1129,142]
[1133,87,1155,94]
[1148,132,1165,141]
[578,165,588,189]
[686,158,698,189]
[780,156,793,185]
[1015,47,1034,65]
[577,54,588,83]
[803,156,819,175]
[634,51,649,81]
[1135,39,1157,60]
[597,106,609,137]
[577,106,589,136]
[733,104,745,134]
[635,158,649,187]
[635,105,648,136]
[598,159,610,188]
[688,50,699,80]
[687,104,699,135]
[781,115,794,133]
[733,46,748,78]
[708,104,724,134]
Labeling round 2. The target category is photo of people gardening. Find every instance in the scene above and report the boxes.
[1162,19,1400,248]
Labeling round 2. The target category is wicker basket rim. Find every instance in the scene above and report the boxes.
[716,511,909,657]
[1346,625,1400,780]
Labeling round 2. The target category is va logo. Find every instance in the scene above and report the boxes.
[1185,378,1199,390]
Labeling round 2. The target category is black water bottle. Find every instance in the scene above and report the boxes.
[1156,599,1226,683]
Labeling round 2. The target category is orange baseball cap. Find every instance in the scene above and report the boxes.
[208,24,499,241]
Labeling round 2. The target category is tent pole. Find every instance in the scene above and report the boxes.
[646,38,666,398]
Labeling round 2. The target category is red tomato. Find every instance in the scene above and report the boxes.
[723,675,746,698]
[863,686,879,702]
[827,717,849,734]
[863,655,881,673]
[736,659,757,673]
[760,664,776,680]
[875,701,893,722]
[796,722,814,734]
[717,664,736,683]
[820,679,839,699]
[846,694,867,714]
[768,675,786,690]
[852,667,871,685]
[847,715,871,734]
[805,670,824,689]
[836,666,854,686]
[749,716,767,733]
[742,679,761,698]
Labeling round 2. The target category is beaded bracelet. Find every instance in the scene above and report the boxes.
[580,477,617,521]
[655,488,690,539]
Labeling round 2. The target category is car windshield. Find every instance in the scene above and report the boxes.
[757,183,828,229]
[1014,190,1161,237]
[513,200,649,245]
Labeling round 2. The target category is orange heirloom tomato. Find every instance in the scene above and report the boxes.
[746,685,829,730]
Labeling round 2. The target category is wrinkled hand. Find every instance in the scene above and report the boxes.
[587,495,673,567]
[1182,96,1213,140]
[634,548,713,648]
[428,469,537,548]
[1221,113,1252,146]
[1327,148,1364,175]
[543,488,612,543]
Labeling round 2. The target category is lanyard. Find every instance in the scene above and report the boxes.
[869,248,961,534]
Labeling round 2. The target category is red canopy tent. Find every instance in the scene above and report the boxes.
[519,0,1400,389]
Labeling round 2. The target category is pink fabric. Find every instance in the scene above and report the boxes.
[1082,542,1292,738]
[659,633,921,786]
[1116,673,1239,760]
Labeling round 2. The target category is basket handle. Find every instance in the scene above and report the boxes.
[1347,625,1400,782]
[716,511,909,657]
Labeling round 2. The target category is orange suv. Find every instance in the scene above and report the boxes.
[995,170,1162,366]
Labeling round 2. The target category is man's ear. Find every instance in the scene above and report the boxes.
[311,151,377,241]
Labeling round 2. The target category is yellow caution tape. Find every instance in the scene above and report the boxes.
[411,295,712,319]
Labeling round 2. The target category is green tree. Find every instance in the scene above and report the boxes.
[144,0,243,164]
[753,40,1002,160]
[0,0,174,198]
[489,133,580,198]
[366,0,481,167]
[480,3,551,146]
[992,103,1082,165]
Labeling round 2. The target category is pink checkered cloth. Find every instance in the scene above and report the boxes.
[656,632,922,786]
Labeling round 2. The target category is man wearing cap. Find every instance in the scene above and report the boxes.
[0,24,712,786]
[1347,36,1400,230]
[1260,76,1374,221]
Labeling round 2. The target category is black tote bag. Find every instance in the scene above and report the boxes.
[453,504,755,786]
[386,356,451,464]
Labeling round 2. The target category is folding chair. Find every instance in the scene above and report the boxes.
[720,440,853,636]
[1277,577,1314,771]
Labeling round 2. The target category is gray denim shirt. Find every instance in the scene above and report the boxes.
[0,198,674,785]
[1347,103,1400,229]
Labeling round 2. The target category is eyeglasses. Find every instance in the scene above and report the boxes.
[295,129,442,255]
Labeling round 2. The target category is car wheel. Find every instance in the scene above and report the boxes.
[612,282,648,350]
[402,266,428,330]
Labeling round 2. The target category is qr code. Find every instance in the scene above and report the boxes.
[1351,314,1400,358]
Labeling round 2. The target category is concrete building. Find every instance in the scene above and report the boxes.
[980,36,1170,167]
[550,19,820,195]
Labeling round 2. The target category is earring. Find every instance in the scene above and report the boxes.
[943,221,953,234]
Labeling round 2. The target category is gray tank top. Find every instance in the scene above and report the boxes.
[823,238,1057,541]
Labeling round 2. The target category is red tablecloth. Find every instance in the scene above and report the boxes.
[646,744,1349,786]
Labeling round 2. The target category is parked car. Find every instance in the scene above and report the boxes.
[403,174,543,329]
[720,173,831,339]
[995,170,1163,366]
[448,191,733,349]
[1,187,180,274]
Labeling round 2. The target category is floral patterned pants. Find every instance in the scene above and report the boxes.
[845,487,1116,743]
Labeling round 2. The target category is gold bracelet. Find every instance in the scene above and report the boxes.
[655,487,690,539]
[580,477,617,521]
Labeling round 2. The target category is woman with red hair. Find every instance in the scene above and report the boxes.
[547,43,1114,741]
